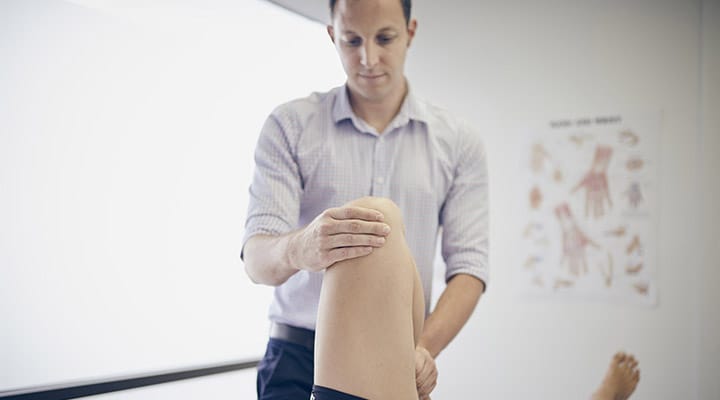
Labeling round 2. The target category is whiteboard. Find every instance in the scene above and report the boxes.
[0,0,344,390]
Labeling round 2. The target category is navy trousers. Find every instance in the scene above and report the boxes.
[257,338,314,399]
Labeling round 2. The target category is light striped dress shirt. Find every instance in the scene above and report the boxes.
[243,85,488,330]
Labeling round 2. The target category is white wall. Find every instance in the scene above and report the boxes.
[403,0,719,399]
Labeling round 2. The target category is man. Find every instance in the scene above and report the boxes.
[242,0,488,398]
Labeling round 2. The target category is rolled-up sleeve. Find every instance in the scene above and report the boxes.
[440,124,489,288]
[242,111,302,256]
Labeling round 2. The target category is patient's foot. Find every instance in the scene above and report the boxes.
[591,352,640,400]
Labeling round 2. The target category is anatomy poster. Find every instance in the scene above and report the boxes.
[516,114,659,306]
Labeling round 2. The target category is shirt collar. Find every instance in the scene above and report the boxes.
[332,83,429,129]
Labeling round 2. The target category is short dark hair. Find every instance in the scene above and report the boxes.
[329,0,411,25]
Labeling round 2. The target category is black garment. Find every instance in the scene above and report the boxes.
[311,385,367,400]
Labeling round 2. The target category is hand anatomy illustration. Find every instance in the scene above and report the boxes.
[572,145,613,219]
[531,143,563,182]
[624,182,644,209]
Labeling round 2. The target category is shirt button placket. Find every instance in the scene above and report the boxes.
[372,136,387,197]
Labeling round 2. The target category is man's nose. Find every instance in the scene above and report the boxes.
[360,42,379,68]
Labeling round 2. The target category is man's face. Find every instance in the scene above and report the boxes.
[328,0,416,104]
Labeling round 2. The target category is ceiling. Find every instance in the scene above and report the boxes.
[266,0,329,24]
[63,0,330,26]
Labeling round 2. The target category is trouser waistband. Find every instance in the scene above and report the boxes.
[269,322,315,351]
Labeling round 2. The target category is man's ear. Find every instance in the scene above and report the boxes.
[327,25,336,44]
[406,19,417,47]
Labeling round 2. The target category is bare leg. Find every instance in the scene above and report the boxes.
[315,197,424,400]
[591,352,640,400]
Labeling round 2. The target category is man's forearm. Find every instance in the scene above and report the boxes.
[243,233,300,286]
[418,273,485,358]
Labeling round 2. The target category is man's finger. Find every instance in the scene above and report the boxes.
[326,206,384,222]
[327,220,390,236]
[418,375,437,396]
[417,370,435,393]
[326,234,386,249]
[416,364,432,385]
[326,246,374,265]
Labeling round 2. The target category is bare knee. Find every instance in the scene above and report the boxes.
[345,196,404,232]
[326,196,415,300]
[332,196,412,279]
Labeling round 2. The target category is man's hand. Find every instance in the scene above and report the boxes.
[288,206,391,272]
[415,345,438,399]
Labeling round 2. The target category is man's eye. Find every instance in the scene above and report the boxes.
[377,35,395,45]
[346,38,362,47]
